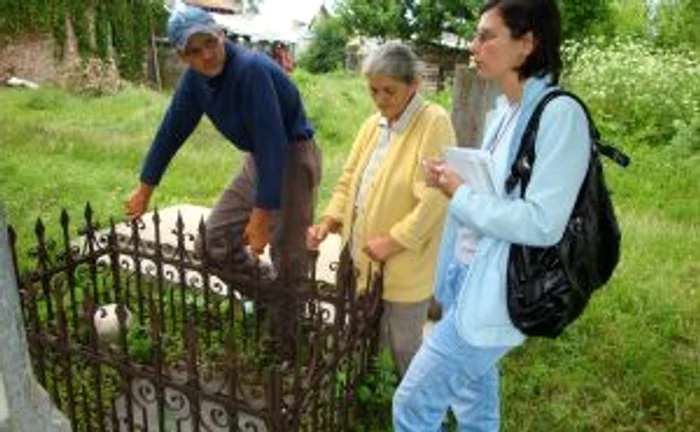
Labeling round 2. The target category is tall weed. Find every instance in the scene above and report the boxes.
[562,38,700,149]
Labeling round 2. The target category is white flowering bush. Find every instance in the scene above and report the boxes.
[562,38,700,150]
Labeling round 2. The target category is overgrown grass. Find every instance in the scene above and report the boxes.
[0,86,237,246]
[1,40,698,431]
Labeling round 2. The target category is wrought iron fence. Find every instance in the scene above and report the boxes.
[8,205,383,431]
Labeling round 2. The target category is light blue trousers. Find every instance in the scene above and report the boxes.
[392,309,512,431]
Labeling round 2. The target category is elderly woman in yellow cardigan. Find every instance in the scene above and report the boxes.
[307,42,456,376]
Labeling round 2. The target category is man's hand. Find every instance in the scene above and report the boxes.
[306,216,341,250]
[244,208,272,256]
[363,234,404,262]
[125,183,154,220]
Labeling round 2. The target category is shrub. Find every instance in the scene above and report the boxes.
[298,16,349,74]
[608,0,653,40]
[558,0,614,40]
[655,0,700,51]
[352,349,397,431]
[562,37,700,148]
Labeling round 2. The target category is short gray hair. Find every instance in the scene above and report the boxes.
[362,41,423,84]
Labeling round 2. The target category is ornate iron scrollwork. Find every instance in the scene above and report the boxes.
[9,205,384,431]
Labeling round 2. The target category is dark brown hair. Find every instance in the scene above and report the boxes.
[481,0,563,83]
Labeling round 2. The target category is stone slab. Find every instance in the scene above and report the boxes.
[96,205,342,323]
[126,205,435,335]
[115,204,342,285]
[108,205,433,338]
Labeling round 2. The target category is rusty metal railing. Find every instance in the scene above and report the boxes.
[9,204,383,431]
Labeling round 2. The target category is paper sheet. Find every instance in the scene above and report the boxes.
[443,148,496,194]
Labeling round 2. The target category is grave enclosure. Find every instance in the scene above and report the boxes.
[5,204,384,431]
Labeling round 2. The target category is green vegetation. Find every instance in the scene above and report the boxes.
[559,0,613,40]
[352,349,398,431]
[0,0,165,80]
[337,0,477,44]
[298,16,350,74]
[563,38,700,151]
[1,34,699,431]
[335,0,615,45]
[655,0,700,50]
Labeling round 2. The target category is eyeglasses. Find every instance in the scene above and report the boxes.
[469,30,499,47]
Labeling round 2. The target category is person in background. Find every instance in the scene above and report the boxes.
[392,0,591,430]
[125,5,321,281]
[273,41,295,74]
[307,42,455,376]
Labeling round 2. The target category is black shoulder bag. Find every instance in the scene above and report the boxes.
[505,90,630,338]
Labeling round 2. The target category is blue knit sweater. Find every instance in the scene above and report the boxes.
[140,42,314,209]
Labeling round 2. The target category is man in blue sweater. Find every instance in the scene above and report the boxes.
[126,6,321,280]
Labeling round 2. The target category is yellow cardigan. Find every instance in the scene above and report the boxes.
[323,101,456,302]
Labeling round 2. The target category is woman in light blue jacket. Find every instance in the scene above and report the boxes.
[392,0,591,430]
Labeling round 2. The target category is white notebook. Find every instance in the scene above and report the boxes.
[443,147,496,195]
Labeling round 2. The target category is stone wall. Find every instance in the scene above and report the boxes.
[0,31,123,94]
[0,33,77,86]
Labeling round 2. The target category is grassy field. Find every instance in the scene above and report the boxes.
[1,64,698,430]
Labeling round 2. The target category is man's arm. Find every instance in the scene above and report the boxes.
[140,77,203,187]
[240,59,288,210]
[239,59,290,254]
[126,74,203,219]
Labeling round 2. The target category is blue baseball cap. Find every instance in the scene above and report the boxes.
[167,5,220,50]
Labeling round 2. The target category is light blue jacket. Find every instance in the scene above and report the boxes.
[434,76,591,347]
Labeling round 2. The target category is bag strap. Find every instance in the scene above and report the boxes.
[505,90,630,196]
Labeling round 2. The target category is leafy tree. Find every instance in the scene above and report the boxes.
[338,0,616,44]
[557,0,614,40]
[607,0,653,40]
[655,0,700,50]
[298,16,349,74]
[336,0,411,41]
[336,0,480,45]
[410,0,478,43]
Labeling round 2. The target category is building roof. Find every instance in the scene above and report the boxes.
[212,12,298,42]
[165,0,327,43]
